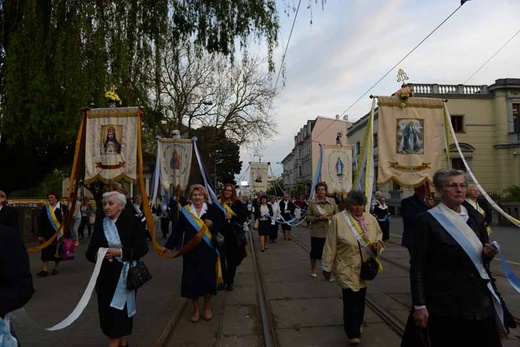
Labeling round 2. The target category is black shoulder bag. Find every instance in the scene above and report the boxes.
[127,249,152,290]
[358,242,379,281]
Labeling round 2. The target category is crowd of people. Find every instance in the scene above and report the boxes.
[0,168,515,346]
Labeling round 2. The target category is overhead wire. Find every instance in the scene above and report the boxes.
[309,1,470,142]
[337,1,468,118]
[463,27,520,85]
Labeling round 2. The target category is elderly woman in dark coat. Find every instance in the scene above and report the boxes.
[86,191,148,347]
[161,184,223,323]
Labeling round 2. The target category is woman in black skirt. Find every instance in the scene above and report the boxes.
[86,191,148,347]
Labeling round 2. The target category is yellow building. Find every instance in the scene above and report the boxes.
[347,78,520,208]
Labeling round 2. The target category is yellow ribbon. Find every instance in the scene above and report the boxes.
[347,212,383,272]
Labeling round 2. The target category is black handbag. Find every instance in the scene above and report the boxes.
[213,232,225,249]
[358,242,379,281]
[235,229,247,248]
[127,251,152,290]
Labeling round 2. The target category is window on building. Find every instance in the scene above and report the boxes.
[451,115,464,133]
[451,158,466,171]
[299,166,302,177]
[356,141,361,154]
[373,133,378,148]
[513,103,520,133]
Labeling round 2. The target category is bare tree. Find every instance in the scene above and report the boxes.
[156,41,277,147]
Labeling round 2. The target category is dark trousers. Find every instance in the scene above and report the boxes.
[427,312,501,347]
[342,287,367,339]
[269,222,279,241]
[78,216,92,239]
[160,218,170,238]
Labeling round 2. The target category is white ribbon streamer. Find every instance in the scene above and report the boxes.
[46,247,108,331]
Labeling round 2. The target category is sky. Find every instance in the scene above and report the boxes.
[237,0,520,182]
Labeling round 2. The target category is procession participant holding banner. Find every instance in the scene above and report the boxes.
[161,184,223,323]
[86,191,148,347]
[401,182,433,255]
[403,169,504,347]
[307,182,337,279]
[36,192,67,277]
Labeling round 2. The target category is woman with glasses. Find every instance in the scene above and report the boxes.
[219,184,247,291]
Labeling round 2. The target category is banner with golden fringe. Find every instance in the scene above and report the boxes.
[84,107,140,184]
[249,162,269,193]
[159,138,193,193]
[377,96,445,187]
[321,144,353,199]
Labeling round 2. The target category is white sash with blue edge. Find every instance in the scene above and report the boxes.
[103,217,136,317]
[428,204,505,332]
[343,211,376,258]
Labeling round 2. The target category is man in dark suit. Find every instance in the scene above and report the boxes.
[0,225,35,343]
[400,182,434,255]
[0,190,18,230]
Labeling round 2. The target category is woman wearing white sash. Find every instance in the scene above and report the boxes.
[86,191,148,347]
[322,190,383,346]
[404,169,502,347]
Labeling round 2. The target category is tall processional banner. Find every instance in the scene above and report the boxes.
[249,162,269,193]
[377,96,445,187]
[321,145,353,198]
[84,107,140,184]
[159,138,193,192]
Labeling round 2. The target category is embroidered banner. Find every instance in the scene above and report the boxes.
[377,97,445,187]
[321,144,352,198]
[249,162,269,193]
[159,138,193,193]
[85,107,140,184]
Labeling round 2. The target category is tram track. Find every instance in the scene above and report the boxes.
[291,235,407,337]
[246,225,278,347]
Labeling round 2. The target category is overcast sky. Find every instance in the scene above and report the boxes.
[237,0,520,182]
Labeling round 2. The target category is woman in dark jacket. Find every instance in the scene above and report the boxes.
[86,191,148,347]
[161,184,223,323]
[37,192,67,277]
[219,184,247,291]
[254,195,273,252]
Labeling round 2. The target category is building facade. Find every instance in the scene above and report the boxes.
[281,116,352,198]
[347,78,520,213]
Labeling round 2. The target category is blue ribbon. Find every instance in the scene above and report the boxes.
[103,217,136,317]
[0,314,18,347]
[180,207,220,256]
[492,241,520,293]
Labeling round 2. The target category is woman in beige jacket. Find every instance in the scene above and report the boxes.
[322,190,383,346]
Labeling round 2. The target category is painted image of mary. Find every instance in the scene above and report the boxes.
[102,126,122,154]
[397,119,423,154]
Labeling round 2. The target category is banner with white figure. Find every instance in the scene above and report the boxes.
[377,96,445,187]
[249,162,269,193]
[321,144,353,198]
[85,107,140,184]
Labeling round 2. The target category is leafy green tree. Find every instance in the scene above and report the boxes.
[189,126,242,191]
[0,0,282,191]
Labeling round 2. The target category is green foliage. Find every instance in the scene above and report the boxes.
[188,126,242,190]
[266,177,284,196]
[502,185,520,202]
[0,0,282,191]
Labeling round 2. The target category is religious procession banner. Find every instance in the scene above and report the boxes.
[377,96,446,187]
[249,162,269,193]
[84,107,140,184]
[321,144,353,198]
[159,138,193,192]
